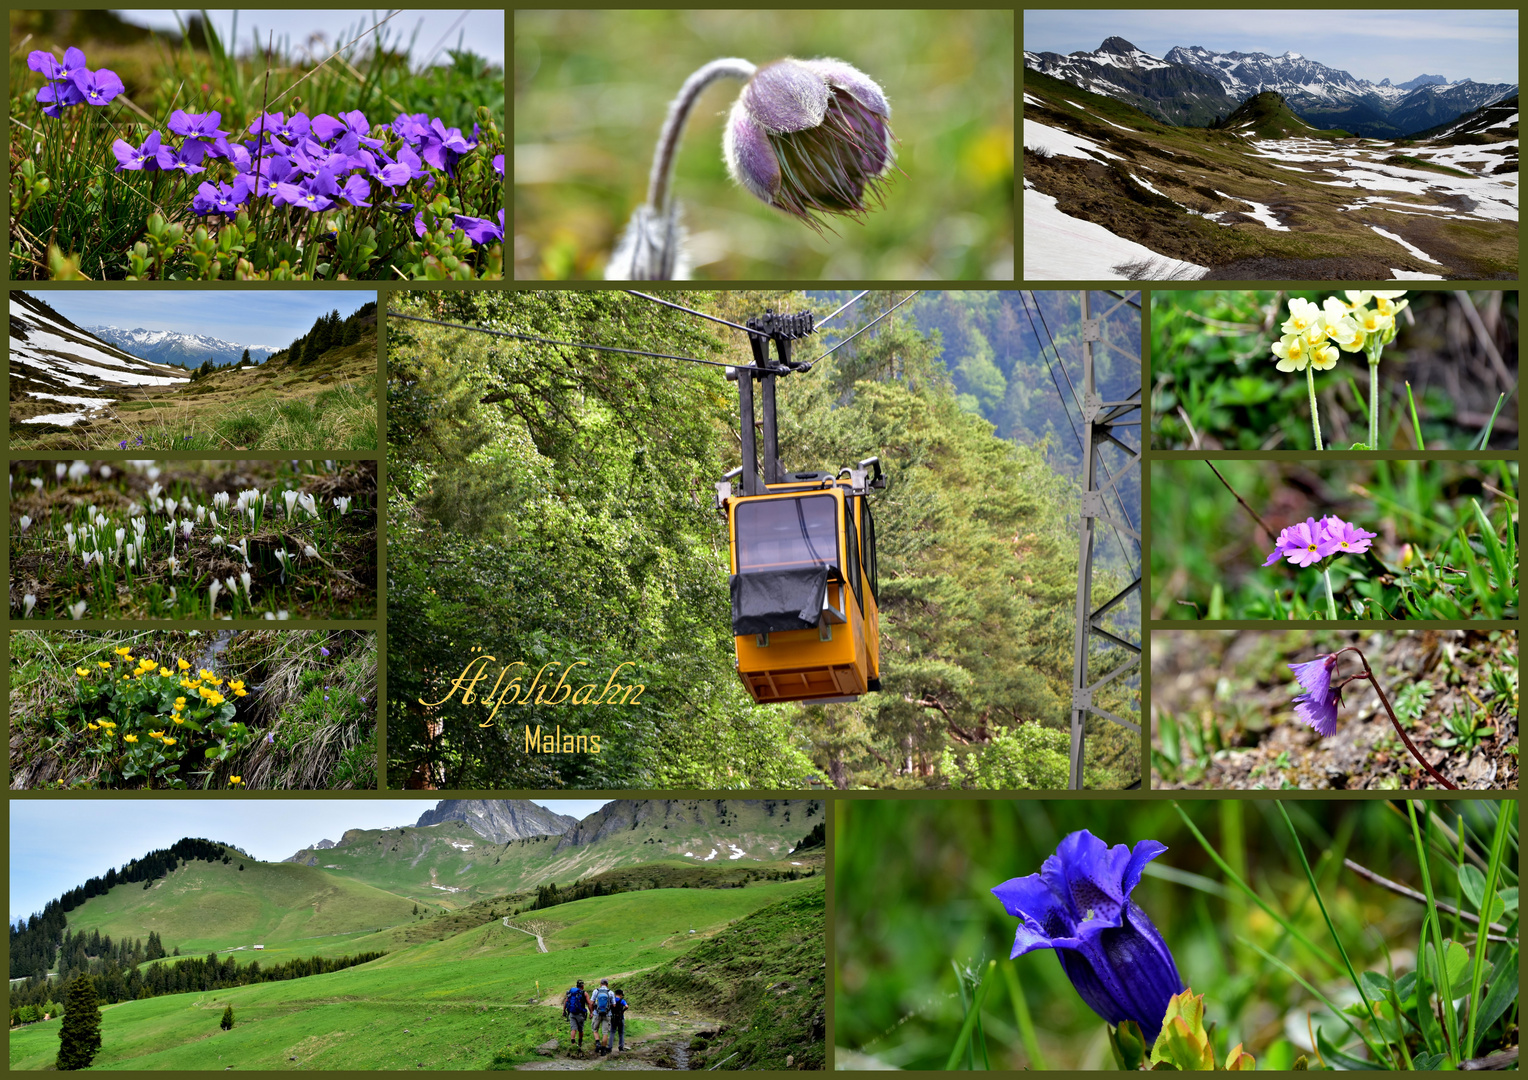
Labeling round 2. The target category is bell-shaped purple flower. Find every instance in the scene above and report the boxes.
[992,830,1183,1043]
[454,210,505,245]
[1288,654,1341,737]
[724,57,895,231]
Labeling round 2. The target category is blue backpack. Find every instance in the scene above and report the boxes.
[594,986,612,1014]
[566,986,586,1015]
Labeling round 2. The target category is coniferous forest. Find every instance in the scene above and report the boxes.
[385,291,1139,790]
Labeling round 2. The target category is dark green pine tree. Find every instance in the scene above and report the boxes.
[343,317,362,346]
[220,1004,234,1031]
[240,348,251,367]
[55,975,102,1070]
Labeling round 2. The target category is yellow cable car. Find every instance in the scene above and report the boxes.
[717,309,887,705]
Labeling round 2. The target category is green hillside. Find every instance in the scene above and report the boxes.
[285,799,824,908]
[62,859,418,953]
[1218,91,1351,140]
[8,879,821,1071]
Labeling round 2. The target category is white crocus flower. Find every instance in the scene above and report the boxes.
[19,515,31,535]
[182,521,195,540]
[23,594,36,617]
[115,528,126,553]
[214,492,230,512]
[197,505,208,524]
[167,555,180,576]
[148,482,162,501]
[240,571,252,597]
[333,496,351,515]
[298,493,319,519]
[276,609,290,620]
[209,581,223,609]
[55,463,67,480]
[30,477,43,493]
[146,466,161,482]
[247,507,257,527]
[69,600,87,620]
[237,538,250,566]
[69,461,89,482]
[98,466,111,479]
[283,490,300,519]
[303,545,317,559]
[211,534,225,548]
[208,510,218,529]
[95,514,108,530]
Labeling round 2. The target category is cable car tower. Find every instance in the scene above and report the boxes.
[715,308,888,705]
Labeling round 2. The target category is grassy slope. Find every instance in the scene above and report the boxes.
[10,326,378,452]
[630,880,827,1069]
[8,879,818,1071]
[61,859,419,952]
[287,800,823,908]
[1023,67,1518,277]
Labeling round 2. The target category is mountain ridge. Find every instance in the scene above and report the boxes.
[1026,39,1516,137]
[84,324,281,368]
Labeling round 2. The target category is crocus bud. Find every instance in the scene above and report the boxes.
[724,57,895,230]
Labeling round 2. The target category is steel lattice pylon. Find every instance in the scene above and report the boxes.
[1066,291,1142,789]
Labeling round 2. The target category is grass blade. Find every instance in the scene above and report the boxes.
[1473,392,1507,450]
[1000,961,1047,1070]
[1172,802,1341,973]
[944,960,996,1070]
[1404,381,1425,450]
[1407,800,1461,1066]
[1239,937,1387,1067]
[1469,499,1511,596]
[1275,803,1394,1069]
[1465,804,1513,1058]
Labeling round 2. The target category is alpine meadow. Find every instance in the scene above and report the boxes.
[8,799,826,1070]
[386,290,1140,791]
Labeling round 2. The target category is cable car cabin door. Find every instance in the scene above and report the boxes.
[728,484,877,704]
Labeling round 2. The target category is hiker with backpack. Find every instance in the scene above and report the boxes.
[611,987,629,1053]
[562,979,588,1051]
[591,978,615,1054]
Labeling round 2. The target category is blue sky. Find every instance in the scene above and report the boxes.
[9,799,610,923]
[114,9,504,67]
[37,292,375,348]
[1024,10,1518,85]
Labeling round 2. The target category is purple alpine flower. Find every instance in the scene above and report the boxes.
[392,112,432,145]
[992,831,1183,1044]
[248,111,310,143]
[37,78,86,117]
[155,142,207,176]
[379,144,425,187]
[276,170,340,212]
[251,156,295,200]
[419,118,477,176]
[28,47,88,83]
[493,153,504,177]
[312,110,382,148]
[191,177,252,216]
[454,210,505,244]
[414,212,428,238]
[1280,518,1336,569]
[1321,516,1377,556]
[339,173,373,207]
[168,109,230,157]
[72,66,124,107]
[320,646,331,657]
[112,130,164,171]
[1288,654,1341,737]
[724,57,895,230]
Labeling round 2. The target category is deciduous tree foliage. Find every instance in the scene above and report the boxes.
[385,290,1139,788]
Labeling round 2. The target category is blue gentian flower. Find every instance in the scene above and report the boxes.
[992,830,1183,1043]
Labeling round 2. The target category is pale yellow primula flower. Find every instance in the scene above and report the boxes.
[1272,332,1311,371]
[1321,298,1367,352]
[1281,297,1322,337]
[1351,305,1394,337]
[1309,339,1340,370]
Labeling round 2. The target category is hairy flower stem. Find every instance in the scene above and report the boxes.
[1322,567,1337,619]
[1305,365,1324,450]
[1335,646,1459,789]
[646,58,757,218]
[1368,358,1380,449]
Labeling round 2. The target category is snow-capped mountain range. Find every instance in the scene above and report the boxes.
[1025,39,1517,136]
[83,325,282,368]
[10,292,189,429]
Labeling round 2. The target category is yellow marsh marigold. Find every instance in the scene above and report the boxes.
[149,730,166,740]
[177,658,191,671]
[76,666,91,677]
[159,667,172,677]
[230,776,244,786]
[123,734,138,743]
[98,661,112,670]
[99,719,116,729]
[114,647,132,657]
[162,737,177,747]
[87,722,99,731]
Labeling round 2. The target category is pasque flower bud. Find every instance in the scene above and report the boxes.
[724,58,895,230]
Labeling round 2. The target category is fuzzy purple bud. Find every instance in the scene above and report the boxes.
[724,57,895,232]
[1288,654,1341,737]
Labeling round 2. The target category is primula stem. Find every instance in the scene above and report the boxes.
[1340,646,1459,790]
[1368,358,1381,449]
[1322,567,1337,620]
[645,58,757,216]
[1305,365,1324,450]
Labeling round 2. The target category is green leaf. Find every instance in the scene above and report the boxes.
[1109,1020,1148,1071]
[1315,1025,1379,1071]
[1424,938,1472,999]
[1474,954,1518,1037]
